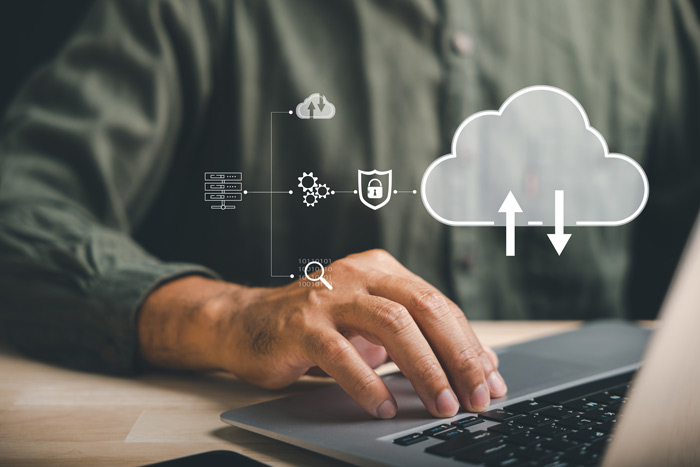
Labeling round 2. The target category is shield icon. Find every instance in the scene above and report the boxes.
[358,169,392,210]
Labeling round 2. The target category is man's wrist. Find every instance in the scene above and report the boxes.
[137,276,246,371]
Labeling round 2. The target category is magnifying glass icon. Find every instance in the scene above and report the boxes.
[304,261,333,290]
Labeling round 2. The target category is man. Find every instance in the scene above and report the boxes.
[1,0,698,420]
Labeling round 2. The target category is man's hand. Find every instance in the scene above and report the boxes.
[138,249,507,419]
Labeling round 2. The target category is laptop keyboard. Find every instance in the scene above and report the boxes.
[393,371,634,466]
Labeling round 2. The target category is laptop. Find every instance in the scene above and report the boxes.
[222,218,700,466]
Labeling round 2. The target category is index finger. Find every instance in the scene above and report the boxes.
[366,272,506,412]
[302,329,398,420]
[364,253,506,393]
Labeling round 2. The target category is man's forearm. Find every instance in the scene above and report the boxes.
[137,276,250,371]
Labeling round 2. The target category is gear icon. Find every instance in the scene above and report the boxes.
[314,183,330,199]
[303,192,319,207]
[298,172,318,192]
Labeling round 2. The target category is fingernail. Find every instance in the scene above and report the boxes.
[470,384,490,412]
[487,371,507,396]
[436,388,459,417]
[377,400,397,419]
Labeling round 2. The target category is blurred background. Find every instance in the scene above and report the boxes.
[2,0,699,326]
[0,1,93,119]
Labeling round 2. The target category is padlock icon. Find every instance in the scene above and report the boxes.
[367,178,383,199]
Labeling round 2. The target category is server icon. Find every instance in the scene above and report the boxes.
[204,172,242,210]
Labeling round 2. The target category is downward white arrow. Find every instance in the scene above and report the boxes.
[547,190,572,255]
[498,191,522,257]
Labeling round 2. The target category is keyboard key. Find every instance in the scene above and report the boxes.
[608,384,631,397]
[516,445,556,461]
[563,443,605,465]
[393,432,428,446]
[540,436,580,453]
[588,437,612,450]
[534,424,572,437]
[485,455,529,467]
[425,430,503,457]
[563,398,601,412]
[568,427,609,444]
[559,416,594,430]
[504,430,547,446]
[479,409,522,422]
[539,460,577,467]
[535,372,635,404]
[452,416,484,429]
[586,408,618,422]
[454,440,517,464]
[536,406,577,420]
[518,413,556,428]
[506,399,552,414]
[422,423,452,437]
[434,427,468,440]
[586,391,625,406]
[596,420,615,434]
[488,422,528,436]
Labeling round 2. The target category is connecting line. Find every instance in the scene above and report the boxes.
[270,110,295,279]
[245,191,293,194]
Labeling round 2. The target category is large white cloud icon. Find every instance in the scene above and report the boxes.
[421,86,649,227]
[296,93,336,119]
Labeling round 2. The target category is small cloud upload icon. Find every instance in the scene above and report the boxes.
[296,93,336,119]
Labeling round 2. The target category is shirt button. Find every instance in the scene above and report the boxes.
[457,255,473,272]
[451,31,474,56]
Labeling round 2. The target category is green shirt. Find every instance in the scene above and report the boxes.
[1,0,699,373]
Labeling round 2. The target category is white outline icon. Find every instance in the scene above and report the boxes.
[304,261,333,290]
[204,172,242,210]
[358,169,393,210]
[420,85,649,227]
[298,171,333,207]
[296,93,336,119]
[419,85,650,256]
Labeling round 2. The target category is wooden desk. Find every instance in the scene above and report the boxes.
[0,321,582,466]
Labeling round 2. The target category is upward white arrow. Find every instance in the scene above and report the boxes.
[498,191,522,257]
[547,190,572,255]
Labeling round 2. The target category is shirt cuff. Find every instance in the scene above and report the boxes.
[90,261,220,374]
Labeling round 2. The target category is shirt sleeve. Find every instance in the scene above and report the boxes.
[0,0,227,374]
